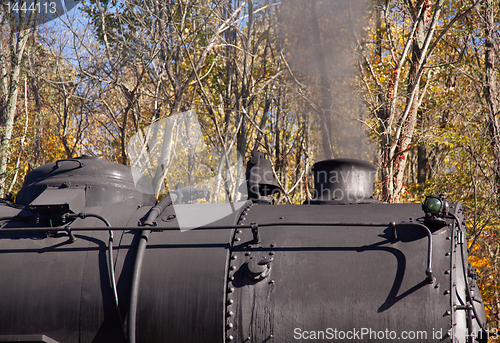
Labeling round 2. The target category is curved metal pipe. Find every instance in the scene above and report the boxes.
[127,195,175,343]
[142,195,173,227]
[395,222,434,283]
[68,213,125,338]
[128,229,150,343]
[449,212,488,334]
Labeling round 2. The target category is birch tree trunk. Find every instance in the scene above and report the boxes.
[0,5,32,196]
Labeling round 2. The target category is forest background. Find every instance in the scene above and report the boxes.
[1,0,499,330]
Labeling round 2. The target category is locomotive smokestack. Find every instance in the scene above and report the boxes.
[310,159,377,204]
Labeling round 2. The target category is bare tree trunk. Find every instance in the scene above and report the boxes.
[390,5,426,199]
[0,7,32,196]
[482,0,500,326]
[377,0,446,202]
[484,0,500,195]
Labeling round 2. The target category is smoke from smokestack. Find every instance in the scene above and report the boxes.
[279,0,374,162]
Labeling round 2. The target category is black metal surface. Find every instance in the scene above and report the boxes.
[226,203,453,342]
[0,334,60,342]
[127,202,248,343]
[0,227,90,342]
[0,201,145,342]
[0,155,488,343]
[29,188,85,214]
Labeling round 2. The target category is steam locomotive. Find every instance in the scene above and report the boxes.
[0,150,489,343]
